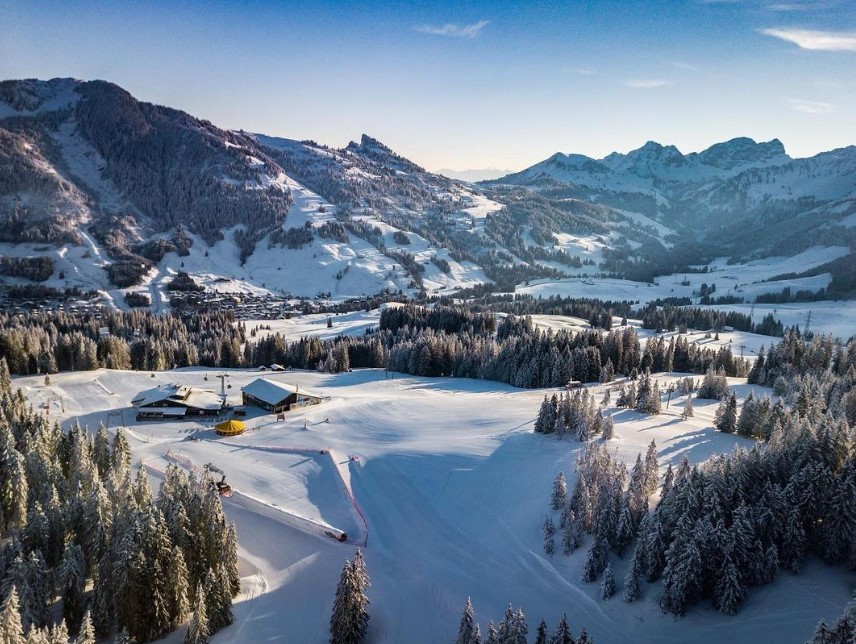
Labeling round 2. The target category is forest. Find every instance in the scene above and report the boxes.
[0,362,240,642]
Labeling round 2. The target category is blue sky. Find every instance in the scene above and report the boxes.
[1,0,854,171]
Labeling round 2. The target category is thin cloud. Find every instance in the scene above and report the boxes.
[760,28,856,51]
[788,98,838,113]
[566,67,596,75]
[624,79,674,88]
[672,61,699,71]
[414,20,489,38]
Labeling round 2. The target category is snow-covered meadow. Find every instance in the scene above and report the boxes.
[15,367,853,643]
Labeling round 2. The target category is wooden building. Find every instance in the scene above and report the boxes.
[132,383,226,420]
[241,378,323,414]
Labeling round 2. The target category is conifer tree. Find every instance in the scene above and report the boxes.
[562,508,580,556]
[601,414,615,440]
[543,517,555,556]
[203,566,233,636]
[456,598,475,644]
[75,610,95,644]
[111,430,131,472]
[551,473,567,511]
[713,553,744,616]
[0,357,11,395]
[93,425,112,478]
[534,619,548,644]
[59,542,86,634]
[0,586,24,644]
[485,622,497,644]
[47,620,69,644]
[330,551,370,644]
[550,614,573,644]
[471,623,482,644]
[642,440,659,495]
[681,395,694,420]
[184,584,209,644]
[600,563,616,600]
[714,394,738,434]
[623,546,643,603]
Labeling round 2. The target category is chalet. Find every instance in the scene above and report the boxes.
[241,378,323,414]
[132,383,226,420]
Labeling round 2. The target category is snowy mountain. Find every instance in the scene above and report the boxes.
[494,137,856,233]
[0,77,854,307]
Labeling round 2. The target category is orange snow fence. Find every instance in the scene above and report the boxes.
[215,419,246,436]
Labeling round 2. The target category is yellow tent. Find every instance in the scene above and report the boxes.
[215,419,246,436]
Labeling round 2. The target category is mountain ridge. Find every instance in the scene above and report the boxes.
[1,77,854,306]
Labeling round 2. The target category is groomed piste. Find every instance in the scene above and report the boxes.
[17,366,854,643]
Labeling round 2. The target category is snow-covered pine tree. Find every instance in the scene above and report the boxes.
[496,605,515,644]
[0,357,11,395]
[330,551,370,644]
[626,383,637,409]
[471,623,482,644]
[513,608,527,644]
[681,395,694,420]
[697,366,729,400]
[601,414,615,440]
[485,622,497,644]
[534,396,552,434]
[534,619,548,644]
[714,394,737,434]
[551,473,567,510]
[93,424,112,478]
[582,535,608,582]
[0,585,24,644]
[59,541,86,634]
[642,440,659,495]
[204,565,233,636]
[600,563,615,600]
[455,597,475,644]
[635,370,651,414]
[184,583,209,644]
[623,543,643,603]
[550,614,573,644]
[111,430,131,472]
[0,423,27,533]
[713,552,744,616]
[47,620,69,644]
[543,517,555,556]
[76,610,95,644]
[562,508,580,556]
[2,552,49,633]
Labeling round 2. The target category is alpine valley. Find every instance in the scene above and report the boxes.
[1,78,854,321]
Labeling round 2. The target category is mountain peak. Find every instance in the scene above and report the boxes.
[346,133,425,173]
[695,137,788,169]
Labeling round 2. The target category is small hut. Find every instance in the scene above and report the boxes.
[215,419,246,436]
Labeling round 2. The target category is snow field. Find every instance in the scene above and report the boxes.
[14,367,855,643]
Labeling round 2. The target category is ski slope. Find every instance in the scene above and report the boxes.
[14,366,854,643]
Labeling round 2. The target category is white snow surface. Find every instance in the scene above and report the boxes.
[15,367,854,644]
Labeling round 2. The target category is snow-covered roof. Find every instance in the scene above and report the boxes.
[242,378,320,405]
[131,383,225,411]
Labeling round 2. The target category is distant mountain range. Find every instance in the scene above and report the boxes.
[0,77,854,304]
[491,137,856,256]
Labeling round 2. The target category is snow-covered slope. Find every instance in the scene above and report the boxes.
[15,366,854,643]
